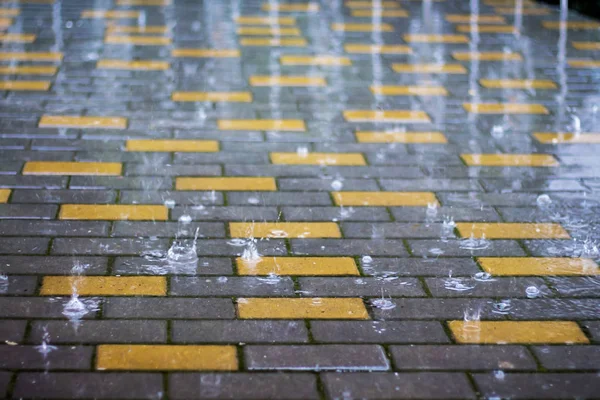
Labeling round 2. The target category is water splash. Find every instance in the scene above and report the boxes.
[34,327,57,363]
[440,216,456,242]
[525,286,540,298]
[371,289,396,310]
[0,274,7,294]
[444,277,475,292]
[473,272,495,282]
[241,238,261,262]
[536,194,552,208]
[459,233,490,250]
[492,299,512,314]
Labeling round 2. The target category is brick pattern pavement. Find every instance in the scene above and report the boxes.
[0,0,600,398]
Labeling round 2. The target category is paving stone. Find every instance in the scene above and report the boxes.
[113,257,233,276]
[380,179,482,192]
[0,256,108,274]
[278,178,380,191]
[408,240,527,257]
[283,207,391,222]
[342,223,453,238]
[0,297,100,319]
[360,257,480,277]
[0,237,49,254]
[0,345,92,370]
[169,373,319,399]
[103,298,235,319]
[0,204,58,219]
[310,321,450,343]
[0,176,67,189]
[292,239,409,256]
[0,220,108,236]
[532,346,600,370]
[298,277,425,297]
[69,176,173,190]
[51,238,170,255]
[582,321,600,342]
[425,277,551,297]
[119,190,224,205]
[29,320,167,344]
[13,372,163,399]
[0,372,9,398]
[245,345,390,371]
[10,189,117,204]
[0,320,27,342]
[173,320,309,343]
[322,372,476,399]
[170,276,295,296]
[226,191,332,206]
[0,275,37,295]
[111,222,225,238]
[474,373,600,399]
[390,345,537,370]
[371,298,504,320]
[391,207,501,222]
[171,206,280,221]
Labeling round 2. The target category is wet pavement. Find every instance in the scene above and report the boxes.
[1,0,600,398]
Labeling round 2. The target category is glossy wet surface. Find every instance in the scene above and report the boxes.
[1,0,600,398]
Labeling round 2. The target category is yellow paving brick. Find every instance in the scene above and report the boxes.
[235,16,296,25]
[494,7,549,15]
[445,14,506,23]
[392,63,467,74]
[0,189,9,203]
[229,222,341,238]
[350,9,408,17]
[460,153,559,167]
[542,21,600,30]
[456,25,518,34]
[356,131,447,144]
[104,35,172,46]
[477,257,599,276]
[572,42,600,50]
[126,139,219,152]
[261,3,319,12]
[237,257,360,276]
[237,26,301,36]
[270,152,366,166]
[455,223,570,239]
[533,132,600,144]
[0,16,10,27]
[81,10,140,18]
[0,33,35,43]
[218,119,305,131]
[480,79,557,89]
[0,66,57,75]
[0,52,62,61]
[343,110,431,123]
[463,103,548,114]
[345,1,401,8]
[249,75,326,87]
[449,321,589,344]
[331,23,394,32]
[0,81,49,91]
[370,85,447,96]
[41,276,166,296]
[97,345,237,371]
[344,44,412,54]
[453,51,522,61]
[403,34,469,43]
[171,49,240,58]
[568,60,600,68]
[176,177,277,191]
[59,204,168,221]
[23,161,122,175]
[333,191,439,206]
[240,37,307,47]
[280,55,352,66]
[238,298,369,319]
[39,115,128,129]
[172,91,252,102]
[97,59,169,70]
[116,0,172,5]
[0,8,19,16]
[106,25,169,34]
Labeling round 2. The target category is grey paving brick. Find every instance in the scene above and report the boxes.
[0,297,100,319]
[503,299,600,319]
[546,277,600,297]
[173,320,309,343]
[245,345,390,371]
[361,257,481,277]
[169,373,319,399]
[14,372,163,399]
[380,179,482,192]
[226,191,332,206]
[0,371,9,398]
[481,179,587,192]
[0,320,27,342]
[391,207,500,222]
[29,320,167,344]
[342,223,454,239]
[111,221,225,238]
[125,163,221,176]
[292,239,409,256]
[408,239,527,257]
[69,176,173,190]
[0,176,67,189]
[174,152,268,164]
[10,189,117,204]
[390,345,537,370]
[322,372,476,399]
[437,192,539,207]
[0,345,92,370]
[0,256,108,275]
[0,220,108,236]
[170,276,295,296]
[278,178,380,191]
[0,151,73,162]
[113,257,233,276]
[171,206,279,221]
[119,190,224,205]
[371,298,504,320]
[299,277,424,297]
[103,297,235,319]
[51,238,170,255]
[0,238,49,255]
[582,321,600,342]
[194,239,287,256]
[76,151,170,163]
[473,373,600,399]
[425,277,550,298]
[533,346,600,370]
[283,206,391,222]
[0,275,37,295]
[0,205,58,220]
[311,321,450,344]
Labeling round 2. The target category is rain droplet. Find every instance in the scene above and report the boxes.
[331,180,343,191]
[536,194,552,207]
[526,286,540,298]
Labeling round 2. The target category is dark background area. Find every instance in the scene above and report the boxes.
[537,0,600,19]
